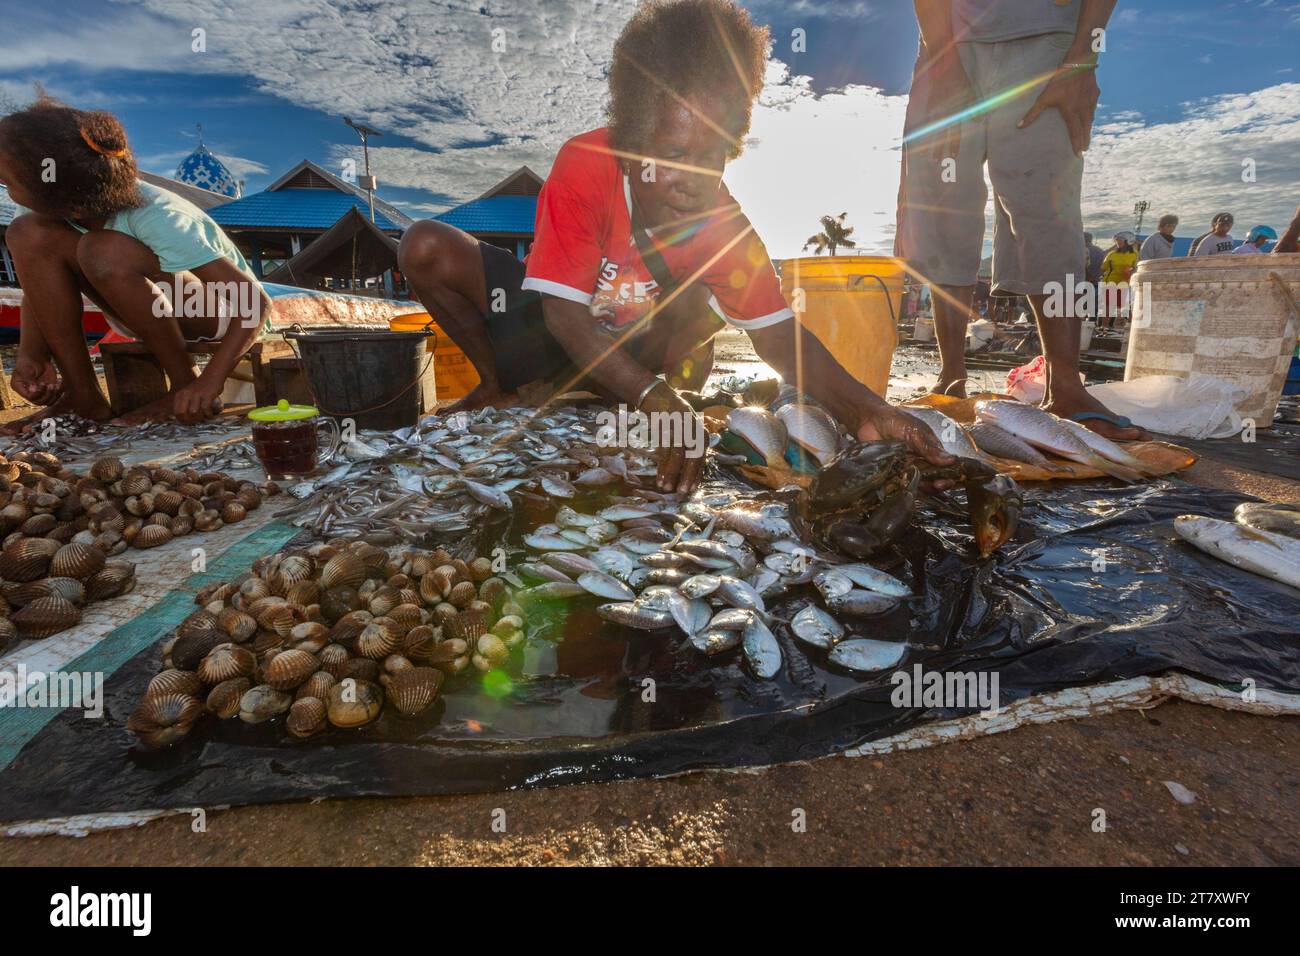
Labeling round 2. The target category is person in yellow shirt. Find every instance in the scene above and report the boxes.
[1099,231,1137,330]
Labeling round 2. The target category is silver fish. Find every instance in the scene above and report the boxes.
[828,639,906,673]
[689,628,742,655]
[523,581,587,600]
[715,501,796,542]
[597,602,675,630]
[968,421,1056,469]
[524,532,588,552]
[679,573,721,599]
[543,552,600,575]
[462,478,512,510]
[1234,502,1300,540]
[727,407,788,468]
[901,406,981,459]
[975,400,1143,482]
[1175,515,1300,590]
[741,616,782,679]
[775,403,841,466]
[578,571,636,601]
[715,575,766,613]
[827,588,901,617]
[791,604,845,650]
[833,563,911,597]
[813,568,854,601]
[667,591,713,636]
[708,608,755,631]
[541,474,577,498]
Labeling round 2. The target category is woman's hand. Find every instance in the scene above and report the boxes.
[11,354,64,406]
[172,378,223,423]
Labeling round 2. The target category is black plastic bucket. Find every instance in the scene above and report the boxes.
[284,327,430,431]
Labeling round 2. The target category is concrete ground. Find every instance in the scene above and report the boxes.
[1,344,1297,866]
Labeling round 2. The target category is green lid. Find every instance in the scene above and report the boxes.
[249,398,318,422]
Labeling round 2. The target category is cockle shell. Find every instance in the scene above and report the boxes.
[0,537,61,582]
[197,643,256,685]
[239,684,292,723]
[0,617,16,652]
[319,644,351,678]
[258,602,307,638]
[446,607,488,643]
[146,668,203,700]
[263,648,319,690]
[170,627,227,671]
[287,696,327,738]
[386,666,443,716]
[295,671,336,702]
[330,609,372,645]
[90,457,125,482]
[400,624,439,663]
[120,471,153,497]
[20,513,57,536]
[221,502,247,524]
[84,561,136,602]
[448,580,477,609]
[387,603,422,633]
[354,619,400,660]
[206,677,251,718]
[326,679,383,728]
[48,542,105,581]
[319,552,366,590]
[11,595,82,638]
[153,489,184,516]
[128,693,202,748]
[217,607,257,642]
[367,587,402,617]
[134,524,173,549]
[345,657,380,682]
[420,569,453,604]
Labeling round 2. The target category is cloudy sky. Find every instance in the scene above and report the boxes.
[2,0,1299,256]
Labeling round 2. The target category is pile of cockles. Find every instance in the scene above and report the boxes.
[0,451,282,650]
[128,540,527,747]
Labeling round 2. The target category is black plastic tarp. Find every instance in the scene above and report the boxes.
[1,480,1298,823]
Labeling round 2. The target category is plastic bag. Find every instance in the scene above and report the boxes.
[1086,374,1246,440]
[1006,356,1047,404]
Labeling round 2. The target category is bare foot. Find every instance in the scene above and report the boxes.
[112,393,177,426]
[1043,391,1150,441]
[930,377,968,400]
[440,384,519,414]
[0,392,113,437]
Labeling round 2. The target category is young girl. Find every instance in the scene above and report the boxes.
[398,0,952,493]
[0,96,271,433]
[1099,231,1137,330]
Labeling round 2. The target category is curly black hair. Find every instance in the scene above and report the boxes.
[0,93,143,220]
[608,0,769,160]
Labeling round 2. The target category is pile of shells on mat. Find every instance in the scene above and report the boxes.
[0,451,139,650]
[127,539,528,747]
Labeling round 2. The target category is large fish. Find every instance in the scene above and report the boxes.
[1234,502,1300,541]
[727,407,788,468]
[900,406,982,460]
[1174,515,1300,590]
[1056,418,1158,477]
[775,404,841,466]
[974,400,1143,482]
[967,421,1057,469]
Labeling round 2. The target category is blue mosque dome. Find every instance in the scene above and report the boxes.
[175,127,241,199]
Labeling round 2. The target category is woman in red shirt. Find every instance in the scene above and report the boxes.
[399,0,951,492]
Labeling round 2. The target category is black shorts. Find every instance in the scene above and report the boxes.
[479,241,574,392]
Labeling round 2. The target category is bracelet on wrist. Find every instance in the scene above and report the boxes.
[636,377,665,408]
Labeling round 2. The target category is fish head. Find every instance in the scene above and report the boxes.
[967,474,1023,557]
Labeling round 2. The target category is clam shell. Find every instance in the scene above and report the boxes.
[221,501,247,524]
[170,627,227,671]
[48,542,106,581]
[239,684,293,723]
[289,621,328,644]
[20,513,57,536]
[264,648,319,690]
[89,457,125,482]
[367,587,401,617]
[128,693,202,748]
[345,657,380,682]
[295,671,336,701]
[146,668,203,699]
[258,602,306,638]
[197,642,256,685]
[84,561,136,602]
[446,607,488,643]
[153,489,184,516]
[468,557,493,582]
[120,471,152,497]
[287,696,327,738]
[134,524,173,549]
[170,515,194,537]
[400,624,439,663]
[479,577,506,607]
[432,602,458,626]
[319,644,351,678]
[0,537,61,582]
[11,594,82,638]
[329,609,373,645]
[284,580,321,607]
[476,633,510,665]
[273,554,313,589]
[0,616,16,652]
[206,677,251,718]
[448,580,476,609]
[325,679,384,728]
[177,609,220,638]
[388,603,423,633]
[320,553,367,591]
[354,619,400,660]
[4,576,86,607]
[419,569,452,603]
[387,666,443,716]
[218,607,258,642]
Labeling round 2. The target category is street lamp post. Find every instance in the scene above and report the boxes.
[344,117,383,223]
[1134,200,1151,236]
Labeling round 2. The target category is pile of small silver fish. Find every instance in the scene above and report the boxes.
[510,491,911,679]
[273,406,663,543]
[2,417,247,466]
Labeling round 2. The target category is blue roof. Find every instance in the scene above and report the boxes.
[436,195,536,234]
[176,144,241,199]
[208,188,404,232]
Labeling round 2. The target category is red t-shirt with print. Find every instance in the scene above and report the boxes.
[522,128,793,335]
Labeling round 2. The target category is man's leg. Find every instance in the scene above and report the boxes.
[931,284,975,397]
[2,215,113,432]
[398,221,514,411]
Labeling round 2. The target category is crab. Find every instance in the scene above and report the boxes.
[797,440,1023,558]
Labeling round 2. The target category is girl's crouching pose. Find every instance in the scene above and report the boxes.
[0,96,272,433]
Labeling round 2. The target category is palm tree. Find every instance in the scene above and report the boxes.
[803,213,856,256]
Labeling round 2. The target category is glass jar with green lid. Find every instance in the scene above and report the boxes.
[248,399,340,478]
